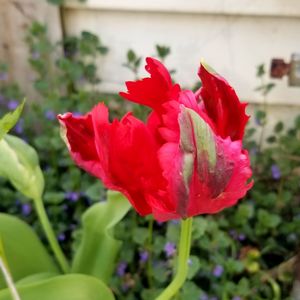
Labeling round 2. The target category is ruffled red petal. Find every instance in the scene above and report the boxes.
[59,103,169,217]
[120,57,180,112]
[198,64,249,141]
[57,112,106,180]
[157,103,252,220]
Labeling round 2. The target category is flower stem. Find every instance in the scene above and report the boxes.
[34,197,69,273]
[0,257,21,300]
[156,218,193,300]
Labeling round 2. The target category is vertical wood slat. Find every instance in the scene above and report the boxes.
[0,0,62,101]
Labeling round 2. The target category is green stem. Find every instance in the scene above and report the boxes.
[34,197,69,273]
[146,218,154,287]
[156,218,193,300]
[0,257,21,300]
[265,276,281,300]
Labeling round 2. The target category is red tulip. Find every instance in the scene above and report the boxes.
[58,58,253,221]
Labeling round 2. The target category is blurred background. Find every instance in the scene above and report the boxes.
[1,1,300,299]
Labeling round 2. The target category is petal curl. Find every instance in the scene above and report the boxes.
[198,64,249,141]
[158,105,252,219]
[57,111,106,180]
[120,57,180,111]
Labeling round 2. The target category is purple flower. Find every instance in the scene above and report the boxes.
[14,119,24,134]
[212,265,224,277]
[7,100,19,110]
[21,203,32,216]
[73,112,82,117]
[139,250,149,263]
[58,233,66,241]
[250,147,258,157]
[65,191,80,202]
[116,262,127,277]
[271,164,281,180]
[164,242,176,257]
[199,294,209,300]
[238,233,246,241]
[45,110,56,121]
[0,72,8,81]
[232,297,241,300]
[156,221,163,226]
[171,219,180,225]
[229,229,238,239]
[31,51,40,60]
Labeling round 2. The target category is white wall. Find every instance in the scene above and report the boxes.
[63,0,300,128]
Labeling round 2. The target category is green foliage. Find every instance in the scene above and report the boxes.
[0,274,114,300]
[47,0,86,5]
[123,49,142,78]
[0,135,44,200]
[72,191,131,283]
[0,214,58,288]
[0,101,24,141]
[155,45,171,61]
[0,15,299,299]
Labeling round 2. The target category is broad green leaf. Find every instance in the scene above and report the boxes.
[0,101,24,141]
[0,274,115,300]
[0,214,59,289]
[0,134,44,200]
[72,191,131,283]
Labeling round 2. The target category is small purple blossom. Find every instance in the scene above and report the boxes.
[271,164,281,180]
[238,233,246,241]
[250,147,258,157]
[7,100,19,110]
[212,265,224,277]
[45,110,56,121]
[0,72,8,81]
[116,262,127,277]
[31,51,40,60]
[164,242,176,257]
[58,233,66,241]
[171,219,180,225]
[65,191,80,202]
[229,229,238,239]
[199,294,209,300]
[73,112,82,117]
[14,119,24,134]
[139,250,149,263]
[21,203,32,216]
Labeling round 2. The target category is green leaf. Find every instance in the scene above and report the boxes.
[46,0,64,5]
[71,191,131,283]
[0,274,115,300]
[274,121,284,133]
[127,50,136,62]
[0,134,44,200]
[256,64,265,77]
[0,101,24,141]
[132,227,148,245]
[187,256,200,279]
[0,214,59,289]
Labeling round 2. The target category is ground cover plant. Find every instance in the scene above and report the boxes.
[0,4,300,299]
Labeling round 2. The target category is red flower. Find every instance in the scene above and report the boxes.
[58,58,253,221]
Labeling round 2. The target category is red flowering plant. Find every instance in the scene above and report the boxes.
[58,58,253,299]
